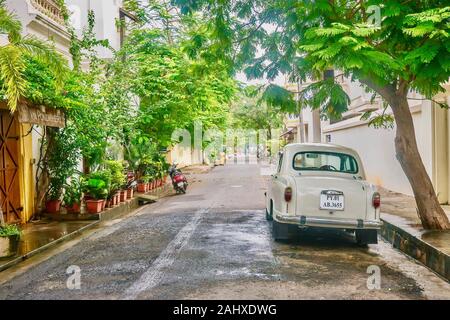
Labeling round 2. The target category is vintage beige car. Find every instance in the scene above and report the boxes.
[266,143,381,244]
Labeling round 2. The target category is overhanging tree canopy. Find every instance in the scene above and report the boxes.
[174,0,450,229]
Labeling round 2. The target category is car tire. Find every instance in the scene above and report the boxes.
[266,201,273,221]
[355,230,378,245]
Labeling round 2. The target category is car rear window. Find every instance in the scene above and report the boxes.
[292,151,359,174]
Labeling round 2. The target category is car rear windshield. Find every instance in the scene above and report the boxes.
[292,151,359,174]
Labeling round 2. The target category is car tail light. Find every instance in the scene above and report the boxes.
[372,192,381,209]
[284,187,293,202]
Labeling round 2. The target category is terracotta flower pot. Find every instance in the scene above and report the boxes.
[137,183,147,193]
[120,190,126,202]
[101,199,106,210]
[46,200,61,214]
[66,202,81,214]
[114,193,120,205]
[127,188,134,199]
[85,199,103,214]
[0,235,20,259]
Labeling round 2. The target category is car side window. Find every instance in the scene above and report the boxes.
[277,153,283,173]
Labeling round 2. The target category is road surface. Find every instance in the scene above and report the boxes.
[0,164,449,299]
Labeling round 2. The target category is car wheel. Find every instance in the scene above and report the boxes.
[355,230,378,245]
[266,200,273,221]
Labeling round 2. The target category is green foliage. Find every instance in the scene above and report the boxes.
[174,0,450,120]
[84,171,111,200]
[63,177,83,206]
[0,224,21,237]
[261,84,296,113]
[116,25,236,159]
[47,127,80,201]
[231,85,285,134]
[104,160,126,196]
[67,10,111,71]
[0,2,67,111]
[301,78,350,120]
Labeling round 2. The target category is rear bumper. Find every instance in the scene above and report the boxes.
[275,214,382,230]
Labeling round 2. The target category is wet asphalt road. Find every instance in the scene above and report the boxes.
[0,164,449,300]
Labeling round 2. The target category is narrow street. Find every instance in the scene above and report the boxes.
[0,164,449,300]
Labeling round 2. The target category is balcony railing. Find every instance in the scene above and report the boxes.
[30,0,65,25]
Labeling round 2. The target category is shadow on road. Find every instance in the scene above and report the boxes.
[272,226,365,249]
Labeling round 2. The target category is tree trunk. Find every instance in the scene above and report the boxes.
[390,92,450,230]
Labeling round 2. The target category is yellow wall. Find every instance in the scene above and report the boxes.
[18,123,35,223]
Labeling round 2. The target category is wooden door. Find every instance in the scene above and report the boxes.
[0,111,21,223]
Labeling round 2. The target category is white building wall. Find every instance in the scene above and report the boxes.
[323,107,433,196]
[66,0,122,56]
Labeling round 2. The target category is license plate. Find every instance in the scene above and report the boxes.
[320,193,344,210]
[177,182,184,187]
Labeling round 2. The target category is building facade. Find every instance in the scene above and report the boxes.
[2,0,126,223]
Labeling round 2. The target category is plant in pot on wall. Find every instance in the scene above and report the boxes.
[63,177,83,214]
[104,161,126,207]
[44,126,80,214]
[0,212,21,259]
[83,171,110,214]
[137,175,150,193]
[45,176,64,214]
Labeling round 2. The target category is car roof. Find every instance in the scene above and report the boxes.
[282,143,360,156]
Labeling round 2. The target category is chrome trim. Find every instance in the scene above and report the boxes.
[321,190,343,196]
[275,214,382,229]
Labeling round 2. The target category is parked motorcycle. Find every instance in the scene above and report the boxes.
[168,163,188,194]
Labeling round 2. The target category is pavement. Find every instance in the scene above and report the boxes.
[0,164,449,299]
[379,187,450,256]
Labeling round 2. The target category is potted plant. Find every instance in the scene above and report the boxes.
[125,179,134,199]
[45,176,64,213]
[83,171,110,214]
[137,175,150,193]
[104,160,126,206]
[63,177,83,214]
[119,189,127,202]
[0,213,21,259]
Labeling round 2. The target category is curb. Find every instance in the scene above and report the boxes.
[0,220,100,272]
[380,217,449,282]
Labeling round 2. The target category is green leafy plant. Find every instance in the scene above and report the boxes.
[0,2,67,112]
[104,160,126,197]
[46,127,80,202]
[83,170,111,200]
[0,224,21,237]
[47,176,65,201]
[63,177,83,206]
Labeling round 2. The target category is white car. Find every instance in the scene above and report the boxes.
[265,143,381,244]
